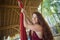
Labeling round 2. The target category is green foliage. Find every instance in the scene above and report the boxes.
[55,23,60,33]
[41,0,60,34]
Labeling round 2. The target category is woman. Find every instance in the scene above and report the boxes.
[23,11,53,40]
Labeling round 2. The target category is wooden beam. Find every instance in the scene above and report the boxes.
[0,5,19,8]
[0,5,37,8]
[0,25,19,30]
[12,28,19,32]
[24,0,27,9]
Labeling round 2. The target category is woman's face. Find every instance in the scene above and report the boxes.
[32,14,38,24]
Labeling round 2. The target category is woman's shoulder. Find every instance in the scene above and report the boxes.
[33,24,43,32]
[34,24,43,29]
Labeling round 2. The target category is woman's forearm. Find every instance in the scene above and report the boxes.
[21,9,28,28]
[22,9,33,28]
[23,14,28,28]
[23,14,33,29]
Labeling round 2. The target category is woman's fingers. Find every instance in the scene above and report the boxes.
[21,8,26,15]
[21,8,24,13]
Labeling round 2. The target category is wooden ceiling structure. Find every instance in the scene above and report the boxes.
[0,0,42,40]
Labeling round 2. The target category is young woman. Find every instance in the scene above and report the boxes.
[23,11,53,40]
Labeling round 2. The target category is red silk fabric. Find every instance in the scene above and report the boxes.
[29,30,43,40]
[17,0,27,40]
[20,12,27,40]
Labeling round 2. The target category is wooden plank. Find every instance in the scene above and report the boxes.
[0,25,19,30]
[0,5,37,8]
[0,5,19,8]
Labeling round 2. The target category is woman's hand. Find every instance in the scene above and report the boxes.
[21,8,26,16]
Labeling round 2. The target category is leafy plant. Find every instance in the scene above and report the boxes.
[55,23,60,33]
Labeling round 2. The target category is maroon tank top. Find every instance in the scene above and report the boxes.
[29,30,43,40]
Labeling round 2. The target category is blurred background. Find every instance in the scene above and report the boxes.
[0,0,60,40]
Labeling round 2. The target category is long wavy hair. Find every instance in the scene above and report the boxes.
[32,12,53,40]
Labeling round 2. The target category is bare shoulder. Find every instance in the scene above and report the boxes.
[27,24,43,32]
[34,24,43,29]
[33,24,43,32]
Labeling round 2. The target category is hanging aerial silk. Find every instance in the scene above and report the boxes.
[17,0,27,40]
